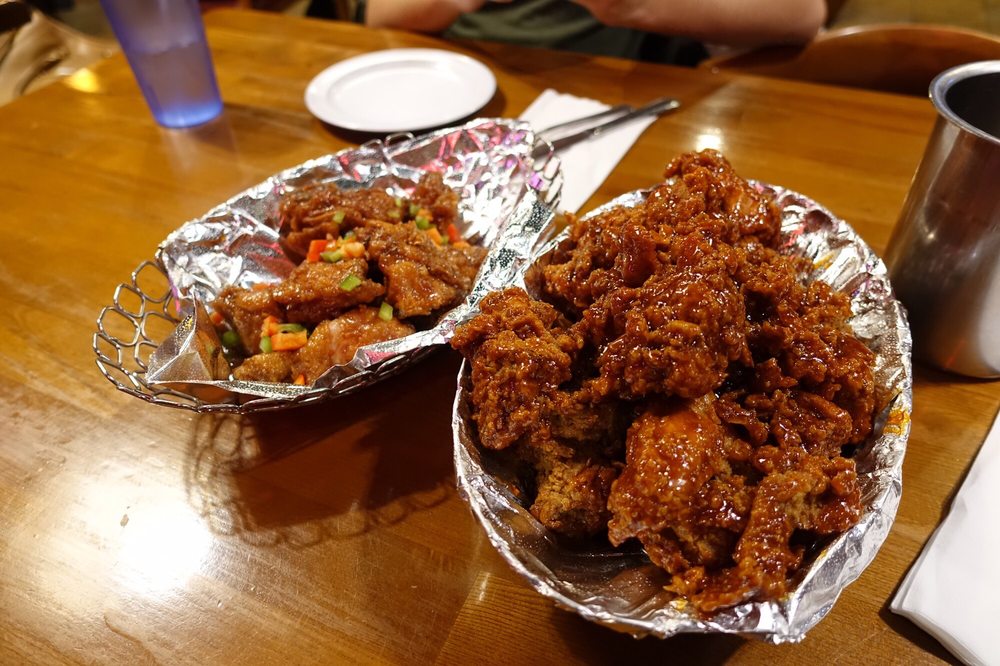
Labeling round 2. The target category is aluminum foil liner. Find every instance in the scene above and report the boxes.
[453,183,913,642]
[111,118,564,410]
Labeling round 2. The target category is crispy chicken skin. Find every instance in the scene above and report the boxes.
[452,150,876,613]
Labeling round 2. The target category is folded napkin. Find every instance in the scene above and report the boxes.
[520,89,657,213]
[891,407,1000,666]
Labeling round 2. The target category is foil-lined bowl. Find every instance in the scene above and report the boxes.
[453,184,913,642]
[93,119,562,413]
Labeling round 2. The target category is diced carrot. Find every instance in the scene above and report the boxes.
[453,241,470,249]
[445,223,462,244]
[293,374,306,386]
[342,241,365,258]
[306,239,329,263]
[209,310,225,327]
[260,315,280,339]
[426,227,444,245]
[271,329,308,351]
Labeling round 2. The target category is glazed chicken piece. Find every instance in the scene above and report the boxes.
[451,287,578,451]
[233,305,415,384]
[290,305,414,381]
[409,172,461,232]
[735,248,878,446]
[279,183,399,259]
[233,351,292,383]
[654,149,782,247]
[542,205,672,315]
[279,173,460,259]
[271,258,384,325]
[357,221,487,318]
[595,265,750,399]
[608,396,861,613]
[213,285,282,356]
[522,436,620,539]
[672,447,861,612]
[607,397,749,574]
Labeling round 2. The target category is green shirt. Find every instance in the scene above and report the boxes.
[444,0,647,60]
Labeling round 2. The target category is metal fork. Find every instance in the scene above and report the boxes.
[533,96,681,157]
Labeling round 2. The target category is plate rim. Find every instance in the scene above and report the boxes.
[304,47,497,133]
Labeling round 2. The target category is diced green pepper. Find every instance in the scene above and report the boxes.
[415,216,431,230]
[259,336,272,353]
[394,196,403,207]
[339,274,362,291]
[276,323,306,333]
[409,203,420,216]
[344,230,355,240]
[332,210,346,224]
[378,302,394,321]
[321,249,344,263]
[387,209,401,219]
[221,330,241,349]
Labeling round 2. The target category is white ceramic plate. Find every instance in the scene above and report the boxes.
[304,48,497,133]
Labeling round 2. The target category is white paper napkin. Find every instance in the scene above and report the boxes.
[520,89,656,213]
[891,407,1000,666]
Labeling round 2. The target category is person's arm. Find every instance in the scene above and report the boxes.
[571,0,827,47]
[365,0,488,33]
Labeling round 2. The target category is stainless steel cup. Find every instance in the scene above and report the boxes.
[884,61,1000,377]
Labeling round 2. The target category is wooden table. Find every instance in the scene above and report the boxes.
[1,9,995,664]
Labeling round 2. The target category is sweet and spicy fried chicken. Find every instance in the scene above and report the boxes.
[658,149,782,246]
[596,266,750,399]
[608,397,750,574]
[542,205,672,315]
[520,435,619,539]
[452,150,876,614]
[672,447,861,613]
[451,288,579,451]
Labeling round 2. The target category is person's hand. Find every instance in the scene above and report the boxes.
[366,0,489,32]
[569,0,825,46]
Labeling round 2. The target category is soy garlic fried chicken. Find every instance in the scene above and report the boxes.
[452,150,878,614]
[232,306,416,384]
[272,258,384,324]
[356,221,486,318]
[214,172,484,384]
[279,172,457,258]
[291,306,415,379]
[214,286,282,356]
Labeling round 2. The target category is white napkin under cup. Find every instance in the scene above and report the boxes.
[891,407,1000,666]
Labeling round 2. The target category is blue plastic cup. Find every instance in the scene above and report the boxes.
[100,0,223,128]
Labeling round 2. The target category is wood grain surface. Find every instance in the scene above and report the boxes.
[0,9,994,665]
